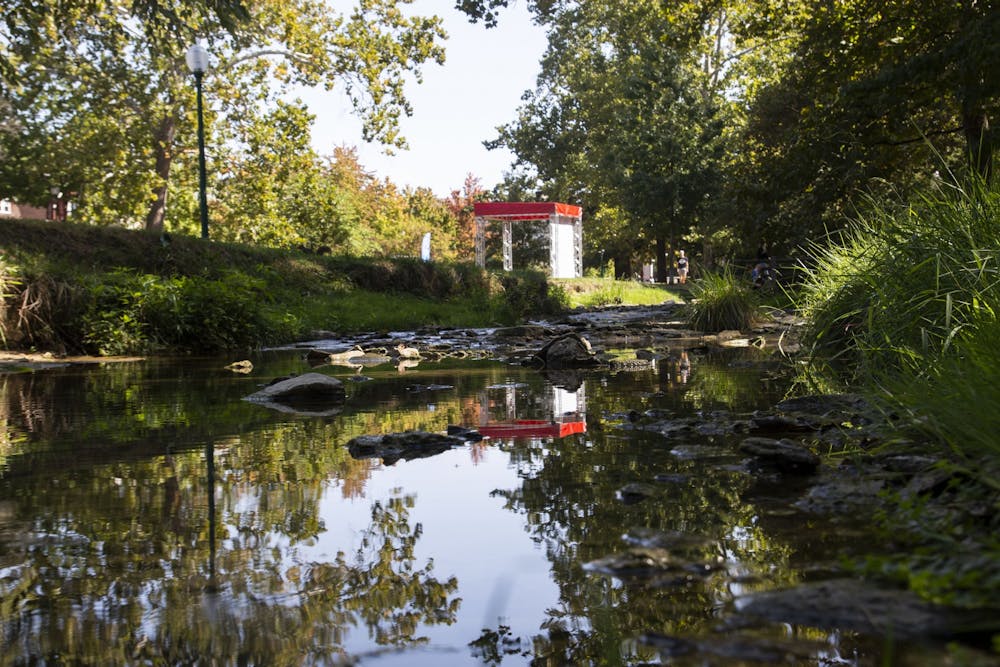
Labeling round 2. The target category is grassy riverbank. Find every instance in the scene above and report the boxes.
[1,219,571,355]
[796,180,1000,611]
[1,219,689,356]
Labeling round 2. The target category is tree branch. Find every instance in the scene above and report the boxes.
[875,125,964,146]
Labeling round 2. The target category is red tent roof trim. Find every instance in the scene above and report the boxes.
[473,202,582,221]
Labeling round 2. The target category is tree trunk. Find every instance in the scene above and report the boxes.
[655,237,667,283]
[614,252,632,280]
[145,115,177,232]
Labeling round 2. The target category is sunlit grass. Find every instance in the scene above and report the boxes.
[296,289,508,333]
[554,277,685,308]
[798,180,1000,375]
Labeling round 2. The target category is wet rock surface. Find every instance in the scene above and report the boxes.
[243,372,346,415]
[640,632,827,663]
[582,547,723,584]
[738,437,821,474]
[736,579,1000,639]
[347,430,466,465]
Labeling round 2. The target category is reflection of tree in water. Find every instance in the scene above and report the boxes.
[489,371,798,664]
[0,427,459,664]
[139,493,460,664]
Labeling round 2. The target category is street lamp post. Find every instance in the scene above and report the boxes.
[186,43,210,239]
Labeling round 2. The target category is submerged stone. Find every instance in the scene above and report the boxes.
[347,430,465,465]
[616,482,658,504]
[739,437,820,474]
[621,527,716,551]
[224,359,253,374]
[244,372,345,415]
[583,547,723,582]
[640,632,825,663]
[736,579,999,639]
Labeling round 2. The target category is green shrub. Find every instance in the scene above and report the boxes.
[684,270,760,332]
[495,269,566,321]
[81,269,297,354]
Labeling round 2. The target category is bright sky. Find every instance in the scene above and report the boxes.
[298,1,547,197]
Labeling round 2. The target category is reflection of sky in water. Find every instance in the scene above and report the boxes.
[308,447,559,664]
[1,349,961,665]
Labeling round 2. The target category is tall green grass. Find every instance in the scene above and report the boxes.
[684,269,760,332]
[797,178,1000,458]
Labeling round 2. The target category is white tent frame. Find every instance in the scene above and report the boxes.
[474,207,583,278]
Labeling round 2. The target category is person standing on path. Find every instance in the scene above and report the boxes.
[676,250,689,284]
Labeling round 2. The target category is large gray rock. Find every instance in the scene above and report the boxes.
[244,372,345,415]
[532,333,601,369]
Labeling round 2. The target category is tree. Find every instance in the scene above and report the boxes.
[0,0,446,233]
[729,0,1000,250]
[490,1,731,280]
[445,173,488,255]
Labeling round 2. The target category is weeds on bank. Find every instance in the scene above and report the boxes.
[1,219,568,354]
[796,178,1000,459]
[684,269,760,331]
[798,179,1000,376]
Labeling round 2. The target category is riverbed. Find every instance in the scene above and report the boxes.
[0,311,995,665]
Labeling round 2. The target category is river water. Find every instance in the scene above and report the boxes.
[0,344,982,665]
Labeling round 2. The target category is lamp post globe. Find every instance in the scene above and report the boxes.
[186,43,210,239]
[185,44,210,74]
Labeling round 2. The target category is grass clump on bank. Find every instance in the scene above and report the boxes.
[0,219,567,355]
[798,181,1000,375]
[684,269,761,332]
[797,178,1000,455]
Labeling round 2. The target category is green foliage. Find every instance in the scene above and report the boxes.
[494,269,568,322]
[582,281,626,307]
[491,1,730,277]
[684,270,760,332]
[0,0,446,231]
[296,289,505,333]
[0,218,571,353]
[80,269,296,354]
[884,320,1000,459]
[729,0,1000,252]
[797,178,1000,466]
[797,180,1000,374]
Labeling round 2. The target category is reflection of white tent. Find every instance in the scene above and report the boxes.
[473,202,583,278]
[476,381,586,439]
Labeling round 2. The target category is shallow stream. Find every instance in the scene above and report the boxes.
[0,341,987,665]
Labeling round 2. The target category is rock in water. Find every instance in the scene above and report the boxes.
[244,372,345,415]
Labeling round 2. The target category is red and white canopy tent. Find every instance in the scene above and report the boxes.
[472,202,583,278]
